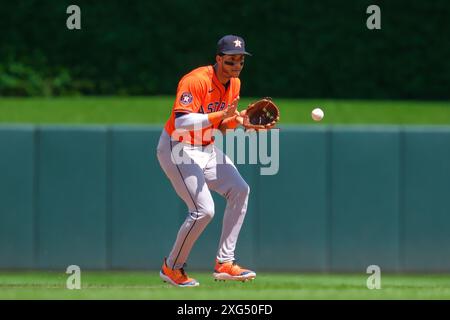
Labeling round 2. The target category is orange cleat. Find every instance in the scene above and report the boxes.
[159,258,199,287]
[213,259,256,281]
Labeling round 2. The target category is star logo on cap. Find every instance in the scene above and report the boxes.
[233,38,242,48]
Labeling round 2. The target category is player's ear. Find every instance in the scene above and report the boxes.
[215,55,222,64]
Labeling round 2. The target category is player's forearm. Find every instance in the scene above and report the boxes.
[219,117,240,133]
[174,111,227,130]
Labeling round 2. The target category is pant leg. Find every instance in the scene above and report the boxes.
[204,145,250,263]
[157,130,215,269]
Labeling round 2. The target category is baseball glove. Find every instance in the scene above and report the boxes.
[242,97,280,130]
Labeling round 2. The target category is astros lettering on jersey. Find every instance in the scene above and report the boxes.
[164,65,240,145]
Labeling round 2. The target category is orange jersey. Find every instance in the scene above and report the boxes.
[164,65,241,145]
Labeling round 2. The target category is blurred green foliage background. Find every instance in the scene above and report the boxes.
[1,0,449,99]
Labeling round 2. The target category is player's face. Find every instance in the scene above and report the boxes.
[219,54,245,78]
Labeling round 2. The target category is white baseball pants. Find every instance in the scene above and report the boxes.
[156,130,250,269]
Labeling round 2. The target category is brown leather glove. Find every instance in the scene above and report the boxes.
[242,97,280,130]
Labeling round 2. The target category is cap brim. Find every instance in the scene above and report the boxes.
[221,50,252,56]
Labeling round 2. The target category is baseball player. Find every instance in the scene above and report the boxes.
[156,35,255,287]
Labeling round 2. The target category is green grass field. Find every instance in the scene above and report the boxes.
[0,97,449,124]
[1,271,450,299]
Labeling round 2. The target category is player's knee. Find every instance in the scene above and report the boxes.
[203,207,215,220]
[234,181,250,198]
[189,207,214,221]
[197,202,215,220]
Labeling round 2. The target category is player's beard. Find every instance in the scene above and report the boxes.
[230,70,241,78]
[222,62,241,79]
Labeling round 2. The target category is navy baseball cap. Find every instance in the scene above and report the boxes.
[216,35,252,56]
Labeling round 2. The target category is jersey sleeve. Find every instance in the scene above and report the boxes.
[173,76,207,113]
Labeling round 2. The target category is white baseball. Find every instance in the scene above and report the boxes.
[311,108,324,121]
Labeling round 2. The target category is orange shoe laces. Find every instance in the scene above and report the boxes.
[173,268,189,282]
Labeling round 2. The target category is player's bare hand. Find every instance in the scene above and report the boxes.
[235,109,246,126]
[222,96,239,119]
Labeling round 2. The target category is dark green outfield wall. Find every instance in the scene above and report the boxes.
[1,125,450,272]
